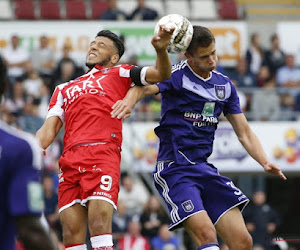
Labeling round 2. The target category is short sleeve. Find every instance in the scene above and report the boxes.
[46,85,65,122]
[223,81,243,115]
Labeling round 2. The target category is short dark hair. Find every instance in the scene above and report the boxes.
[186,26,215,55]
[96,30,125,59]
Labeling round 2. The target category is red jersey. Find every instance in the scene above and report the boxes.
[47,64,142,152]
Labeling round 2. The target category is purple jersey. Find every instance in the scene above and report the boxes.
[153,60,248,230]
[156,60,242,165]
[0,120,43,250]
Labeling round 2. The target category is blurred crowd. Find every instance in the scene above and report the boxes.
[1,21,300,250]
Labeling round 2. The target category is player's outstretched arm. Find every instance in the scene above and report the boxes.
[36,116,63,151]
[15,216,56,250]
[226,113,287,180]
[111,85,160,120]
[145,25,174,84]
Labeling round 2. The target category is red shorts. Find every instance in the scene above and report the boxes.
[58,143,121,213]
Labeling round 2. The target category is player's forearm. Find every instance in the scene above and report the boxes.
[146,49,171,84]
[238,128,269,167]
[155,48,172,81]
[36,117,63,150]
[123,86,145,108]
[36,127,56,150]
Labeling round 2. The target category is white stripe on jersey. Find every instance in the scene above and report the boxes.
[171,60,187,73]
[0,120,42,170]
[154,161,181,223]
[182,74,232,101]
[119,66,130,78]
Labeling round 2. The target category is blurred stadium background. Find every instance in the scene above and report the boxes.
[1,0,300,249]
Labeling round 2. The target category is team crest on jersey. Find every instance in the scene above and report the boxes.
[182,200,194,212]
[214,85,226,100]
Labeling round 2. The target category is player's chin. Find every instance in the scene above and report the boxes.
[85,60,96,69]
[209,65,216,71]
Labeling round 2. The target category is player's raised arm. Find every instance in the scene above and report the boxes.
[145,25,174,84]
[226,112,287,180]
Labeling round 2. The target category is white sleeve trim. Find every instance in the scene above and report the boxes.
[141,66,150,86]
[46,91,65,123]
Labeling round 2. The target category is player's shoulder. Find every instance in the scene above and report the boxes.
[0,121,41,168]
[118,64,136,70]
[55,82,70,91]
[171,60,188,75]
[114,64,136,78]
[211,70,232,84]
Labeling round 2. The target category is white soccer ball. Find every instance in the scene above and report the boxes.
[154,14,193,54]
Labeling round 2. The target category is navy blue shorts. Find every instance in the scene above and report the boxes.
[153,160,249,230]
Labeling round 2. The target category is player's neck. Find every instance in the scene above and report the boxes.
[187,62,211,79]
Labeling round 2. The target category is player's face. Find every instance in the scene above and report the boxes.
[86,36,119,69]
[186,42,218,78]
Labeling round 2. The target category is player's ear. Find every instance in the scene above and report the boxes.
[184,51,191,59]
[111,54,119,64]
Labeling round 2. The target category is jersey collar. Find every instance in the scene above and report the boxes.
[95,64,104,70]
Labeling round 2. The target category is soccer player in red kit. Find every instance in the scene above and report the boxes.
[36,27,173,250]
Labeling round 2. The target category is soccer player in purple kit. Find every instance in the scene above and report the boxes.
[0,55,55,250]
[112,26,287,250]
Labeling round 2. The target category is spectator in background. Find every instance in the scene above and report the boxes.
[31,35,55,79]
[18,98,44,134]
[243,191,281,250]
[251,77,280,121]
[54,59,77,87]
[276,54,300,95]
[100,0,127,20]
[3,81,26,117]
[112,200,132,247]
[43,173,62,241]
[128,0,158,20]
[231,79,247,112]
[257,65,271,87]
[264,34,285,77]
[53,43,84,90]
[280,92,295,121]
[118,220,151,250]
[2,34,30,86]
[38,82,51,119]
[140,195,169,242]
[151,224,180,250]
[229,57,257,87]
[246,33,264,75]
[118,173,149,217]
[23,69,43,99]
